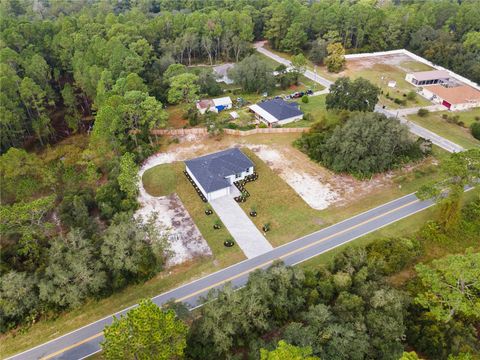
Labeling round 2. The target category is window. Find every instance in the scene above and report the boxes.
[235,173,242,179]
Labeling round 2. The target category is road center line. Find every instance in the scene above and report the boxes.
[37,197,420,360]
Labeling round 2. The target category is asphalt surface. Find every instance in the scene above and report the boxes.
[255,42,464,154]
[375,106,464,153]
[8,192,437,360]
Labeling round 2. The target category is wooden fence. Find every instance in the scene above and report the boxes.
[151,127,310,136]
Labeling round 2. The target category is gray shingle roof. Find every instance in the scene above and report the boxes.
[257,99,303,121]
[185,148,254,193]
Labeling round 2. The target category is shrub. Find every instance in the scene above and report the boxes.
[471,122,480,140]
[258,122,268,128]
[417,108,429,117]
[301,95,309,103]
[303,112,313,121]
[406,91,417,101]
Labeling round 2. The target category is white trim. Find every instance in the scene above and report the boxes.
[249,104,280,124]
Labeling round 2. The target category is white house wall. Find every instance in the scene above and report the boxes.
[187,164,254,201]
[225,166,253,185]
[450,102,480,111]
[207,187,230,201]
[278,114,304,125]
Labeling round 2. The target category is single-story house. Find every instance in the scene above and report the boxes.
[421,84,480,111]
[196,96,232,114]
[405,70,450,86]
[185,148,254,201]
[249,99,303,126]
[213,63,234,84]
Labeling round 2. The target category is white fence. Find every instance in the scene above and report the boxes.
[345,49,480,91]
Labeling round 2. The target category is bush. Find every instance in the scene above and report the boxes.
[417,108,429,117]
[258,122,268,128]
[471,122,480,140]
[301,95,309,103]
[406,91,417,101]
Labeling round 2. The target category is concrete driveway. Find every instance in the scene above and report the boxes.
[210,195,273,258]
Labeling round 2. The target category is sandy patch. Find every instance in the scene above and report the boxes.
[247,144,339,210]
[137,143,212,267]
[136,193,211,267]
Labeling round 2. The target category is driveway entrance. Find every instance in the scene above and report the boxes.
[210,196,273,258]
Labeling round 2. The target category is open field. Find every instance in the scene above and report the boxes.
[407,112,480,149]
[318,55,432,109]
[259,44,434,110]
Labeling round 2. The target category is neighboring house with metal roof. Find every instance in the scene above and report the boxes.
[405,70,450,86]
[185,148,254,201]
[196,96,232,114]
[422,84,480,111]
[213,63,235,84]
[249,99,303,126]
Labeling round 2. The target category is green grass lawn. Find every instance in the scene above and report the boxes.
[398,60,433,72]
[294,94,340,124]
[238,149,322,247]
[408,112,480,149]
[236,145,449,247]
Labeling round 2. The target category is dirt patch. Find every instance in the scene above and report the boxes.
[143,134,435,214]
[346,53,416,72]
[136,193,212,267]
[137,149,212,267]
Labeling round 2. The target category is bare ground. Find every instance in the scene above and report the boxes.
[143,134,433,212]
[137,152,212,267]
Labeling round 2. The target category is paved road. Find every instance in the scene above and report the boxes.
[255,42,465,154]
[255,41,333,88]
[375,106,465,153]
[9,192,439,360]
[210,194,273,258]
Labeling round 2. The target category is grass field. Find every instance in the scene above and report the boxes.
[408,112,480,149]
[238,149,322,246]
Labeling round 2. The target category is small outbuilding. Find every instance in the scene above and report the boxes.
[249,99,303,126]
[405,70,450,86]
[196,96,232,114]
[185,148,254,201]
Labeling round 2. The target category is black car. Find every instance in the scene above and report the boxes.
[306,89,313,95]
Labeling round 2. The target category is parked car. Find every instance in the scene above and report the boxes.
[284,95,291,100]
[292,92,301,98]
[306,89,313,95]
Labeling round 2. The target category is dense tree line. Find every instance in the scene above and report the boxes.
[101,194,480,359]
[0,142,169,331]
[262,0,480,82]
[2,0,479,152]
